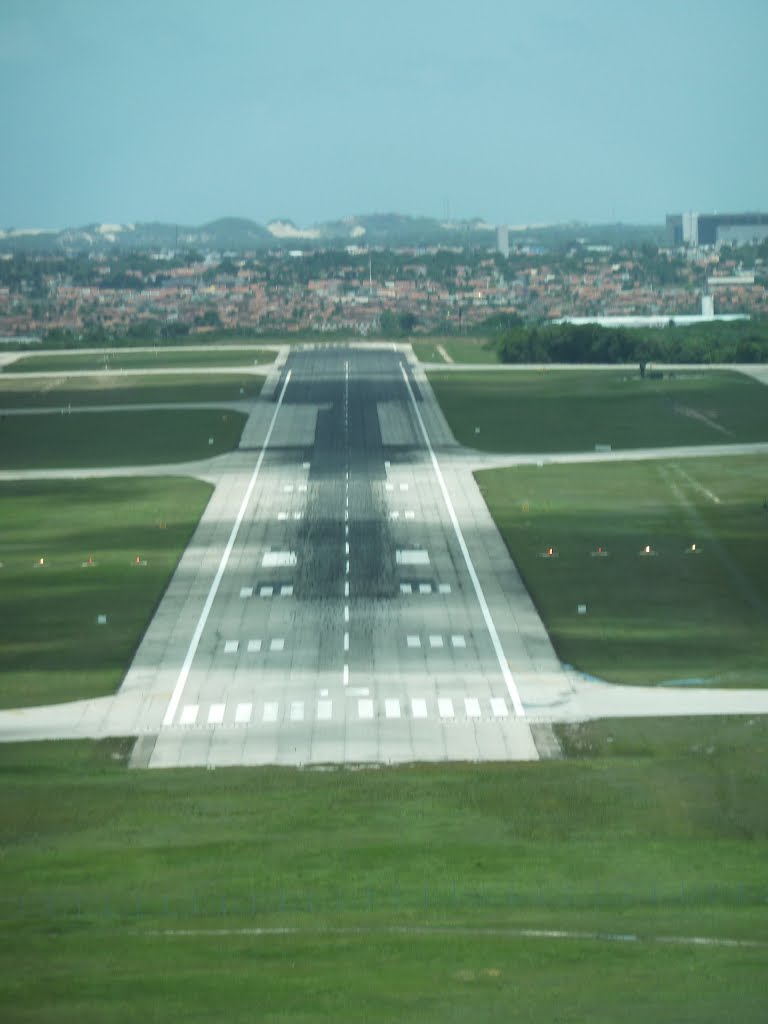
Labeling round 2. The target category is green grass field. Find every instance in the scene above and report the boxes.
[4,348,276,373]
[412,338,498,364]
[429,369,768,451]
[411,340,446,363]
[0,478,212,707]
[477,455,768,685]
[440,338,499,363]
[1,722,767,1021]
[0,372,264,408]
[0,408,247,468]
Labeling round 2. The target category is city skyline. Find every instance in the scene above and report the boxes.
[1,0,766,231]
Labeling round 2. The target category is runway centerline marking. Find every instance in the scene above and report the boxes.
[162,370,293,727]
[400,363,525,718]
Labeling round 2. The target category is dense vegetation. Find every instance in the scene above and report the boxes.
[494,319,768,364]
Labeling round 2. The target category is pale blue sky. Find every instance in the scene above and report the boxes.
[1,0,766,229]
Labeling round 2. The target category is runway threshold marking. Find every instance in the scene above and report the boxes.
[399,363,525,718]
[162,370,293,727]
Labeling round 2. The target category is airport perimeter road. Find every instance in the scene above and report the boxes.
[140,346,542,767]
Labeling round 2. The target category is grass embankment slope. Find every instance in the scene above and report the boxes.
[1,721,767,1022]
[0,478,212,707]
[429,368,768,451]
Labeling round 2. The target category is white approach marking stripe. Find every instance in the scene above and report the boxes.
[438,698,455,719]
[239,587,254,598]
[429,635,444,648]
[358,699,374,720]
[343,664,349,687]
[247,639,262,653]
[317,700,333,721]
[438,583,451,594]
[270,638,285,652]
[281,585,293,597]
[490,697,509,718]
[399,483,409,491]
[263,702,278,723]
[235,702,252,724]
[290,701,304,722]
[411,698,427,719]
[162,370,292,726]
[406,635,421,648]
[179,704,199,726]
[344,631,349,652]
[277,512,288,521]
[345,542,350,555]
[208,703,225,725]
[405,510,415,520]
[451,634,466,648]
[344,581,349,597]
[259,586,274,597]
[400,364,525,718]
[345,560,350,575]
[385,698,401,719]
[419,583,431,594]
[344,605,349,622]
[400,583,413,594]
[224,640,239,654]
[464,697,481,718]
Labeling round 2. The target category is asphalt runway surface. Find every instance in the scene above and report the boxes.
[141,346,542,766]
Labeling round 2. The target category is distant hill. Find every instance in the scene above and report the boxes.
[0,214,665,254]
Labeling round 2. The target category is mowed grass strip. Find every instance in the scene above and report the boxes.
[0,408,246,468]
[0,371,264,407]
[412,339,498,364]
[4,348,276,373]
[430,368,768,451]
[1,724,767,1021]
[440,337,498,363]
[477,455,768,685]
[0,478,212,707]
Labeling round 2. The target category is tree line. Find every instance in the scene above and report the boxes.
[493,320,768,365]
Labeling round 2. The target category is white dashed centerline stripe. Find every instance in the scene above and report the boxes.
[399,364,525,718]
[162,370,293,727]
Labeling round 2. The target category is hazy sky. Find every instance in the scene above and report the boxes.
[1,0,766,229]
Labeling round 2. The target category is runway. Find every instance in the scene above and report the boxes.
[135,346,541,766]
[4,348,767,763]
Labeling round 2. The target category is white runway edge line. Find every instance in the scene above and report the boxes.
[400,364,525,717]
[162,370,293,727]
